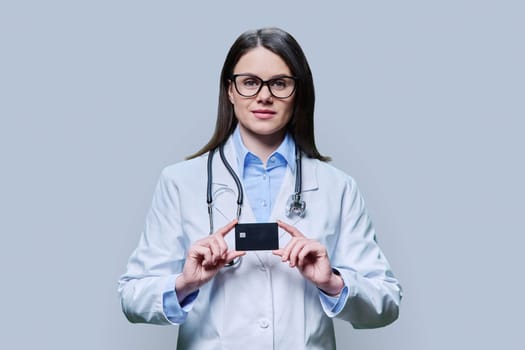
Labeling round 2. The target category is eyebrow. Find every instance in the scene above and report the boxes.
[233,73,293,79]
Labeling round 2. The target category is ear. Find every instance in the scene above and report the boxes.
[227,80,235,104]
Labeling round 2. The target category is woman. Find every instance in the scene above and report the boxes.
[119,27,402,349]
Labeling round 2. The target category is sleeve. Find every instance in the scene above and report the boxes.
[318,282,349,315]
[328,176,403,328]
[117,168,194,325]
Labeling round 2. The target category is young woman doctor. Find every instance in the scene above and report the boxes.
[119,27,402,349]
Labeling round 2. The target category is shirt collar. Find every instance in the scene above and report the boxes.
[232,125,296,178]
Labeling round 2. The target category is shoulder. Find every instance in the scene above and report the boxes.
[309,159,366,209]
[159,154,208,183]
[308,158,358,188]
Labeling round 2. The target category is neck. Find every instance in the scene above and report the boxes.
[239,128,286,165]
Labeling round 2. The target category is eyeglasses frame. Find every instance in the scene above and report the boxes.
[231,74,297,99]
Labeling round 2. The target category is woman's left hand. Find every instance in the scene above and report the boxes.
[273,220,344,296]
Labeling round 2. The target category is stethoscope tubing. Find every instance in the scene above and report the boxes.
[206,141,304,234]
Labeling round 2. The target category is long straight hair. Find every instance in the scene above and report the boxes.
[187,27,330,161]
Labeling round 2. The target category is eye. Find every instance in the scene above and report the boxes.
[270,79,288,90]
[241,77,260,88]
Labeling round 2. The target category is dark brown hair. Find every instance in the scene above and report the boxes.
[187,27,329,161]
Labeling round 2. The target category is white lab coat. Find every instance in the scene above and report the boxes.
[118,137,402,350]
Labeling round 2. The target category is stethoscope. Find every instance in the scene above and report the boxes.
[206,142,306,266]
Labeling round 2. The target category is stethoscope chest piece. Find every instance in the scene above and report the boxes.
[286,193,306,218]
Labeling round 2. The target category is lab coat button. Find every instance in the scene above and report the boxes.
[259,319,270,328]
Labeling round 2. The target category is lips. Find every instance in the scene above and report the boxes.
[251,109,276,119]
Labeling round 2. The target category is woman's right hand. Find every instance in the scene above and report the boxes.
[175,219,245,302]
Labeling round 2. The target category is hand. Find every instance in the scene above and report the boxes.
[176,220,245,302]
[273,220,344,296]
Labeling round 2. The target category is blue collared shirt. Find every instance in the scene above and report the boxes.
[232,126,295,222]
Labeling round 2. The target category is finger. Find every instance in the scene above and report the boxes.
[214,223,233,258]
[297,242,316,267]
[192,245,212,266]
[280,237,301,262]
[211,234,229,259]
[225,250,246,264]
[272,249,284,257]
[298,242,325,267]
[277,220,305,238]
[216,219,238,237]
[288,239,309,267]
[207,236,222,264]
[216,234,229,259]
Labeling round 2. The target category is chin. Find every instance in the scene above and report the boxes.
[248,125,286,137]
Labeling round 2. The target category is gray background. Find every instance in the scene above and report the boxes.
[1,0,523,349]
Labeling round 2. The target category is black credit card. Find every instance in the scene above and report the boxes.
[235,222,279,251]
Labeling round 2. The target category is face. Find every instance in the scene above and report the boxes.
[228,46,295,144]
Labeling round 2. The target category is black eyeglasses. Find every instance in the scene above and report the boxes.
[231,74,297,99]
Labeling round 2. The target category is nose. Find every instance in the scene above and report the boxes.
[256,83,273,102]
